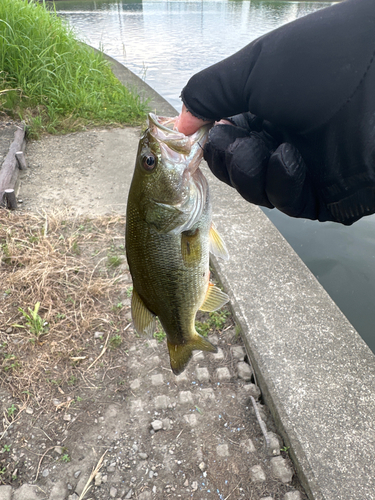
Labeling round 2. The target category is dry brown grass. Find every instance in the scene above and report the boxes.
[0,208,132,406]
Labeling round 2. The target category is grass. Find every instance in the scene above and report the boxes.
[61,453,71,463]
[109,334,122,349]
[6,405,17,419]
[0,0,148,138]
[196,310,230,337]
[0,209,133,404]
[13,302,48,342]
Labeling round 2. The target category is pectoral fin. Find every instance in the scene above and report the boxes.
[168,335,217,375]
[209,223,229,261]
[131,289,156,336]
[199,282,229,312]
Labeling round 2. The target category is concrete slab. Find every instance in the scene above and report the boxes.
[207,168,375,500]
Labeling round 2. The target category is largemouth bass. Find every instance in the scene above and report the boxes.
[125,113,229,375]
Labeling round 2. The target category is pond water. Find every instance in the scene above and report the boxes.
[54,0,375,353]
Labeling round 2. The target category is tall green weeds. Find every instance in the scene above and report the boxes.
[0,0,148,137]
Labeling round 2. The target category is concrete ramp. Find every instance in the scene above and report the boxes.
[207,170,375,500]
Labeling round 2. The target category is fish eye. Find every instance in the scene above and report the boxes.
[142,154,157,171]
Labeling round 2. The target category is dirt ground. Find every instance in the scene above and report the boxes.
[0,122,308,500]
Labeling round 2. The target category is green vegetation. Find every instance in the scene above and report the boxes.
[153,329,166,343]
[107,254,122,268]
[7,404,17,418]
[61,453,71,463]
[0,0,148,137]
[109,334,122,349]
[13,302,48,341]
[195,310,230,337]
[3,353,20,372]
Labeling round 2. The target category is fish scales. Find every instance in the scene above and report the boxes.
[126,113,229,374]
[126,187,211,334]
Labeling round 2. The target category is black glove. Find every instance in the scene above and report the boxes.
[204,114,321,220]
[181,0,375,225]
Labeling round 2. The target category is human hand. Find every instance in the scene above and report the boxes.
[175,104,212,135]
[180,0,375,225]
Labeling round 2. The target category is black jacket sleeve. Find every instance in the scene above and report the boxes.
[181,0,375,225]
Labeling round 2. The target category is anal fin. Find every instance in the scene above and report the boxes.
[199,282,229,312]
[131,289,156,336]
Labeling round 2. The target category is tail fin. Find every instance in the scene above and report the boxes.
[168,335,217,375]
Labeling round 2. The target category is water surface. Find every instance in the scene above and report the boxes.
[54,0,375,353]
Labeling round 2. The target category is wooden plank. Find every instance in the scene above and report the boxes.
[0,124,26,207]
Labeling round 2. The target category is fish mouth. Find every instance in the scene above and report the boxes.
[148,113,209,174]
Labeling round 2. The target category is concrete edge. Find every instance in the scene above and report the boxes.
[96,46,375,500]
[89,45,177,118]
[210,252,321,500]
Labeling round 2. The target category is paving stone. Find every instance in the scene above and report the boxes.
[151,373,164,386]
[271,456,293,483]
[192,351,204,361]
[146,339,158,348]
[0,485,12,500]
[49,480,68,500]
[179,391,193,404]
[130,360,143,370]
[130,399,143,411]
[195,366,210,382]
[130,379,141,390]
[13,484,42,500]
[209,334,219,344]
[184,414,197,426]
[216,443,229,457]
[243,383,261,399]
[250,464,266,482]
[199,388,215,401]
[267,431,281,456]
[216,367,231,381]
[231,345,246,360]
[154,395,170,409]
[175,372,188,383]
[145,356,161,369]
[151,419,163,431]
[76,474,91,495]
[284,492,301,500]
[138,491,152,500]
[211,347,224,361]
[237,361,252,380]
[240,438,256,453]
[161,418,172,430]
